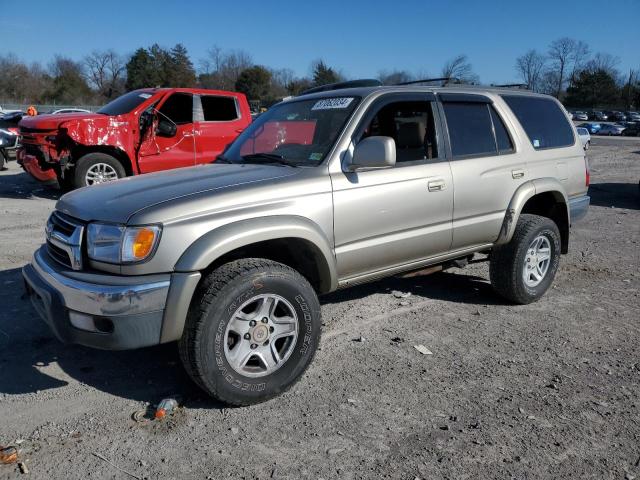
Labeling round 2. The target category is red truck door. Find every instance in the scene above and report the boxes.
[194,94,248,164]
[138,92,196,173]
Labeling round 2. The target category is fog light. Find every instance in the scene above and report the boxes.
[69,311,98,332]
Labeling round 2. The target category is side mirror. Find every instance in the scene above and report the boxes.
[346,136,396,172]
[156,118,177,137]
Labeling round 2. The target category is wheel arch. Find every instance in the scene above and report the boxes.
[496,179,570,253]
[175,216,338,294]
[71,145,134,176]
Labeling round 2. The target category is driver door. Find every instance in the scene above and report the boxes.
[138,92,196,173]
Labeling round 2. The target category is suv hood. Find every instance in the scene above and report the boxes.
[56,163,299,224]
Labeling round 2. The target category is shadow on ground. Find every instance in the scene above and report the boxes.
[0,262,502,408]
[588,182,640,210]
[0,166,60,200]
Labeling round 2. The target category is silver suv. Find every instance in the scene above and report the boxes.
[23,85,590,405]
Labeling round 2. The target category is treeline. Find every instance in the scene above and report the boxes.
[0,39,638,109]
[514,37,639,109]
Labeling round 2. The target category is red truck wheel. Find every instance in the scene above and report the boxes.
[74,153,126,189]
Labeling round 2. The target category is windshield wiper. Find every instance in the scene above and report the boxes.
[241,153,299,167]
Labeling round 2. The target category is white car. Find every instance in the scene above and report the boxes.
[576,127,591,149]
[51,108,92,115]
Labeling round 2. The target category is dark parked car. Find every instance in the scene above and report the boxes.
[606,111,627,122]
[590,111,608,121]
[624,111,640,122]
[622,123,640,136]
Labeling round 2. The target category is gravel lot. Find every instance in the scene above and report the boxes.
[1,139,639,479]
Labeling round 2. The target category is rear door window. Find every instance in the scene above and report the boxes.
[158,93,193,125]
[502,95,574,149]
[443,102,496,158]
[201,95,239,121]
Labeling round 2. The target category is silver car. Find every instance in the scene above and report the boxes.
[23,84,590,405]
[576,127,591,149]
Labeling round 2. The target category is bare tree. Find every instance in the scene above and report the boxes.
[547,37,580,97]
[84,50,125,100]
[515,49,546,92]
[441,55,479,84]
[568,40,590,88]
[378,70,413,85]
[584,52,620,77]
[198,46,253,90]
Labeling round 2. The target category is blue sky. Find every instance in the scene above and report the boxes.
[4,0,639,84]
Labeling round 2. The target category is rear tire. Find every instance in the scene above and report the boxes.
[490,214,561,304]
[179,258,321,406]
[74,153,125,189]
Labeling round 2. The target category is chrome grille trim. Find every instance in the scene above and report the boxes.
[45,212,85,270]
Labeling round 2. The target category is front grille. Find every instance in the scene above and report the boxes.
[46,240,71,268]
[45,212,85,270]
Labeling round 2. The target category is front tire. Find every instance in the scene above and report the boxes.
[490,214,561,304]
[179,258,321,406]
[74,153,125,189]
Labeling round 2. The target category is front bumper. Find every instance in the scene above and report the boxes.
[569,194,590,223]
[23,246,171,350]
[16,148,58,182]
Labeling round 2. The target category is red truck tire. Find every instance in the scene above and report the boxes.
[74,153,126,189]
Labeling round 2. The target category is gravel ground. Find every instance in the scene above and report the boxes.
[1,139,639,479]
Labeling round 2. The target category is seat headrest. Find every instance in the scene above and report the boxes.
[396,122,425,149]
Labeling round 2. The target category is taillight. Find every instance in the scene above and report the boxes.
[584,155,590,187]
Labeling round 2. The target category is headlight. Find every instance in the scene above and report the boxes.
[87,223,161,264]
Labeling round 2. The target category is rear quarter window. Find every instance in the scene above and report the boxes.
[502,95,574,150]
[201,95,239,121]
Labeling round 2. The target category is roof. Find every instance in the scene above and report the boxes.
[292,84,548,102]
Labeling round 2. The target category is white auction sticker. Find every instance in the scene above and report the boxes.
[311,98,354,110]
[139,93,152,99]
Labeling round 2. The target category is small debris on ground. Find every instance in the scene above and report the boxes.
[391,337,404,344]
[414,345,433,355]
[18,462,28,474]
[352,335,365,342]
[327,448,344,455]
[0,446,18,465]
[391,290,411,298]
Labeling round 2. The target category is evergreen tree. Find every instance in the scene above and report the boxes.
[312,60,340,87]
[565,69,620,108]
[235,66,272,101]
[169,43,196,87]
[125,48,159,90]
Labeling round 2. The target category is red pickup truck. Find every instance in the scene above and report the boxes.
[17,88,251,189]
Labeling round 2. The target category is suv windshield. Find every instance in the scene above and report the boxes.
[222,96,360,166]
[97,90,154,116]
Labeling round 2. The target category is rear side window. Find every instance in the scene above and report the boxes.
[158,93,193,125]
[443,102,496,157]
[201,95,239,121]
[489,107,514,154]
[502,95,574,149]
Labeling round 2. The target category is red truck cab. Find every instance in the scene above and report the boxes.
[17,88,251,189]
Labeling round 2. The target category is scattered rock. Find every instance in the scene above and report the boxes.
[18,462,28,474]
[347,398,357,404]
[439,425,449,431]
[352,336,365,342]
[230,427,239,435]
[390,337,404,343]
[414,345,433,355]
[391,290,411,298]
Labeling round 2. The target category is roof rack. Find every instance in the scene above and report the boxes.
[300,79,382,96]
[396,77,460,86]
[490,83,529,89]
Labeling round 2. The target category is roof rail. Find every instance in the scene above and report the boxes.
[396,77,460,86]
[300,79,383,96]
[490,83,529,89]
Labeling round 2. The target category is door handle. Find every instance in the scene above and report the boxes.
[512,169,525,179]
[428,180,446,192]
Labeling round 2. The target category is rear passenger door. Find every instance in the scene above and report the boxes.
[194,94,247,164]
[439,93,526,250]
[138,92,196,173]
[331,93,454,280]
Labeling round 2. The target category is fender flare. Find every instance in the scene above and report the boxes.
[174,215,338,293]
[495,178,569,246]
